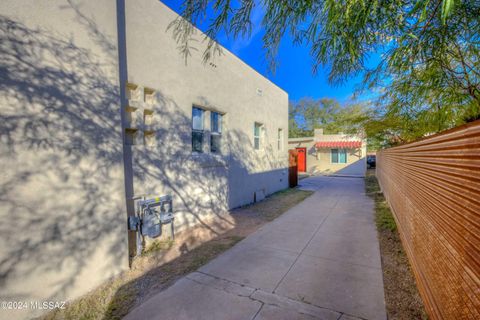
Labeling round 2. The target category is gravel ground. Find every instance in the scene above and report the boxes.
[365,170,428,320]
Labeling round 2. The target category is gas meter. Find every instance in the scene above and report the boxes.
[128,195,174,255]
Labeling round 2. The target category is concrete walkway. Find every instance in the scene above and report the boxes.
[124,176,387,320]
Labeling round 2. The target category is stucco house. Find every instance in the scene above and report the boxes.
[288,129,367,176]
[0,1,288,319]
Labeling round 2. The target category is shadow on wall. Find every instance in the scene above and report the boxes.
[126,86,288,241]
[0,7,128,307]
[311,158,366,176]
[307,145,316,157]
[335,157,366,176]
[0,1,287,315]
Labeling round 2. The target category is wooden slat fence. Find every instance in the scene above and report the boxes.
[376,120,480,319]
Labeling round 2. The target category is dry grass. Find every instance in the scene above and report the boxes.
[365,170,428,320]
[241,188,313,221]
[44,188,313,320]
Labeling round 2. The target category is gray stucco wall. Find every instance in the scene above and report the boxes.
[0,1,128,319]
[123,0,289,233]
[0,1,288,319]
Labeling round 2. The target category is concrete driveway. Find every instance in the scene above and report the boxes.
[124,176,387,320]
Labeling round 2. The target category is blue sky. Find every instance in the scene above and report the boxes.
[163,0,377,103]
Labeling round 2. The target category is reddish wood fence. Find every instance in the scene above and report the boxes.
[376,120,480,319]
[377,121,480,319]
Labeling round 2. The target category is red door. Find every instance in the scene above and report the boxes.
[296,148,306,172]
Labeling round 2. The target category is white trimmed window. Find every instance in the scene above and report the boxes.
[331,149,347,163]
[210,111,222,153]
[254,122,264,150]
[192,107,204,152]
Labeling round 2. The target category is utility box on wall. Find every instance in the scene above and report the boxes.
[128,195,175,256]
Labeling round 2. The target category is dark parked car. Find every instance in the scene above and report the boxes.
[367,155,376,169]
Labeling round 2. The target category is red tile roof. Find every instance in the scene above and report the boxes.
[315,141,362,148]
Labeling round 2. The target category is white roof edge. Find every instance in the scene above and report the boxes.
[160,2,288,95]
[288,137,315,142]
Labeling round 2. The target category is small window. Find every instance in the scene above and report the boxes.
[277,128,284,151]
[254,122,264,150]
[192,107,204,152]
[331,149,347,163]
[211,112,222,134]
[211,112,222,153]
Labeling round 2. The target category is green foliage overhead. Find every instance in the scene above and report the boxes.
[171,0,480,147]
[289,97,369,137]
